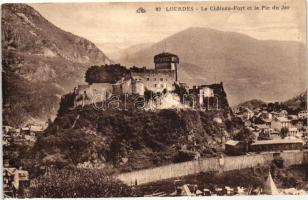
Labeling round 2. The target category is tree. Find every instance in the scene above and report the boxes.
[267,103,274,112]
[173,83,188,102]
[233,127,256,152]
[85,64,128,84]
[273,102,281,111]
[85,65,100,84]
[280,127,288,139]
[234,128,256,143]
[30,168,137,198]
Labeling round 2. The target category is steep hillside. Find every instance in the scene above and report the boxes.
[235,99,267,110]
[2,4,111,126]
[283,90,307,111]
[234,90,307,115]
[25,86,240,173]
[118,27,307,105]
[32,106,238,173]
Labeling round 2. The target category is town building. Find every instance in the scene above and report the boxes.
[3,126,13,135]
[28,125,44,133]
[270,111,279,119]
[288,115,298,120]
[256,124,273,140]
[249,138,303,152]
[293,120,304,129]
[298,110,307,119]
[262,112,273,120]
[278,110,288,118]
[243,108,254,120]
[270,117,291,131]
[288,127,298,137]
[3,162,30,198]
[262,118,272,126]
[20,127,30,135]
[225,140,245,155]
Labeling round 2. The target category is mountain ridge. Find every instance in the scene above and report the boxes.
[2,4,111,126]
[118,27,306,106]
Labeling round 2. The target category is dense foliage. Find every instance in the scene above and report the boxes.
[33,129,108,166]
[37,102,239,172]
[233,127,256,144]
[30,168,137,197]
[233,127,256,152]
[85,64,129,84]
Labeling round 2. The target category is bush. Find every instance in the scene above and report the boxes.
[35,104,239,171]
[174,150,196,163]
[30,168,137,197]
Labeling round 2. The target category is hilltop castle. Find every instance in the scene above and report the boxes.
[73,52,226,109]
[76,52,180,99]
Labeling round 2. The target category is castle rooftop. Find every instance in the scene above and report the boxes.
[154,52,179,63]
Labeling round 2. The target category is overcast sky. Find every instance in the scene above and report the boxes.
[31,1,306,49]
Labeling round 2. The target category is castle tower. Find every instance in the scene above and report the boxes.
[154,52,179,81]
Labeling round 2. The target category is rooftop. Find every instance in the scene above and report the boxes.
[288,127,298,131]
[274,117,291,122]
[154,52,179,63]
[225,140,240,146]
[154,52,178,59]
[299,110,307,113]
[251,138,303,145]
[262,118,272,123]
[255,124,270,129]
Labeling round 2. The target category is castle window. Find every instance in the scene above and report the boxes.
[147,78,150,81]
[154,84,157,87]
[161,84,164,88]
[154,78,156,81]
[160,78,163,81]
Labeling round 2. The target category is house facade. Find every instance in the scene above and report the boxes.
[298,110,307,119]
[271,117,291,131]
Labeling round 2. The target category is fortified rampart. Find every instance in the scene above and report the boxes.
[117,150,308,186]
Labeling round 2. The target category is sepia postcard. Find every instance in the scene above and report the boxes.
[1,0,308,198]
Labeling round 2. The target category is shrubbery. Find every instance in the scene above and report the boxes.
[85,64,128,84]
[39,105,241,172]
[30,168,138,197]
[34,129,108,166]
